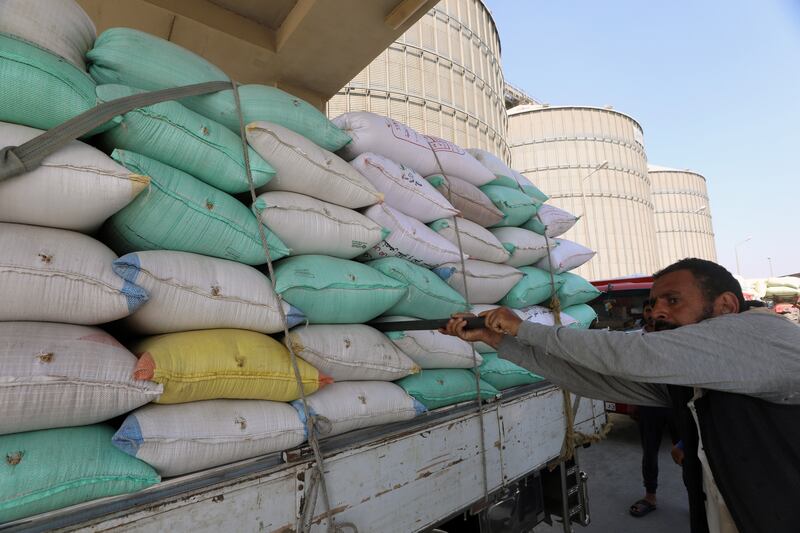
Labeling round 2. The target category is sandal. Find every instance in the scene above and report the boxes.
[629,499,657,517]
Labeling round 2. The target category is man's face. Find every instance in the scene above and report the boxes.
[649,270,715,331]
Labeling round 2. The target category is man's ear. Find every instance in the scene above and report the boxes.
[714,292,740,315]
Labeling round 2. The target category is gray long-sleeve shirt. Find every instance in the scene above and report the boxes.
[497,309,800,407]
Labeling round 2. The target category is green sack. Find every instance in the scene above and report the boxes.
[520,216,547,235]
[563,304,598,329]
[274,255,407,323]
[478,353,544,390]
[189,85,351,152]
[95,84,274,194]
[519,183,549,204]
[367,258,468,319]
[102,150,288,265]
[485,175,518,188]
[88,28,228,92]
[556,272,601,308]
[87,28,350,151]
[0,33,111,135]
[484,175,549,204]
[0,425,159,523]
[397,369,499,410]
[499,267,562,308]
[479,185,540,228]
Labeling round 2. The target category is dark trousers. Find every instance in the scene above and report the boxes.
[637,406,679,494]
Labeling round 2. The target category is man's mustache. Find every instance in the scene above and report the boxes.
[653,320,679,331]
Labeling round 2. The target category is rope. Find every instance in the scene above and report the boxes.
[426,150,491,502]
[231,81,346,533]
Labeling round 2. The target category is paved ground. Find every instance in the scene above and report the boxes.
[534,414,690,533]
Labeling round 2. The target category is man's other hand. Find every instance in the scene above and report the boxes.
[671,444,685,466]
[440,313,503,348]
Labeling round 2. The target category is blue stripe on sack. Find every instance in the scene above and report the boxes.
[432,266,456,281]
[285,305,306,328]
[291,401,318,440]
[112,415,144,457]
[121,280,148,313]
[112,252,141,283]
[412,399,428,416]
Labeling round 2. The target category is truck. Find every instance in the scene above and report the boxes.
[3,385,605,533]
[0,1,608,532]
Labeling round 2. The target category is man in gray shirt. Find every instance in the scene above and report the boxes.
[441,258,800,533]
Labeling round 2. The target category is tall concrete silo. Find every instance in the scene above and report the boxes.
[327,0,509,161]
[648,164,717,267]
[507,104,657,280]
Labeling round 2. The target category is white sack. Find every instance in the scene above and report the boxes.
[362,204,464,267]
[286,324,419,381]
[534,239,596,274]
[490,227,555,267]
[430,218,510,263]
[113,250,302,335]
[0,122,147,233]
[436,260,523,304]
[466,148,515,179]
[254,191,387,259]
[378,317,482,369]
[0,0,96,70]
[350,153,458,222]
[333,112,495,186]
[534,204,581,238]
[515,305,578,327]
[767,277,800,289]
[246,121,382,209]
[113,400,306,477]
[0,322,162,435]
[0,223,146,324]
[295,381,423,438]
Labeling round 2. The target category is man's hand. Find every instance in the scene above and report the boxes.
[670,444,684,466]
[482,307,523,337]
[439,307,523,349]
[440,313,503,348]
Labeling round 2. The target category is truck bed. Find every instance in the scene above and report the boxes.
[2,383,606,533]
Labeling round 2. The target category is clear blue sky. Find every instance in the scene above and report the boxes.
[485,0,800,279]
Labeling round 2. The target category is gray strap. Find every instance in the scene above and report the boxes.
[0,80,233,181]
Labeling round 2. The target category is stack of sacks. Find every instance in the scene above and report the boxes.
[0,2,165,517]
[265,256,427,438]
[462,150,598,329]
[83,28,410,475]
[87,27,351,151]
[113,328,329,476]
[765,277,800,299]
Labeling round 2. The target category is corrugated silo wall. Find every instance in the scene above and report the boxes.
[327,0,509,163]
[649,168,717,267]
[507,106,658,280]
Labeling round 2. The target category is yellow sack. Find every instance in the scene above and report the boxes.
[132,329,329,404]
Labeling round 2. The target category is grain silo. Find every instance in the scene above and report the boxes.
[507,104,657,280]
[648,164,717,267]
[327,0,509,161]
